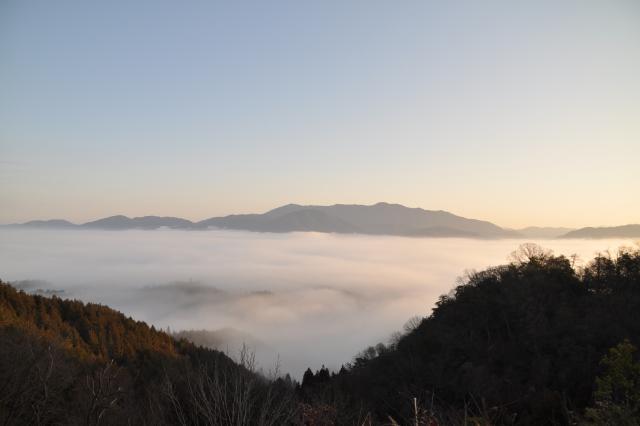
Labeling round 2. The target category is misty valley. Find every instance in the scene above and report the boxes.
[1,228,634,379]
[2,228,640,424]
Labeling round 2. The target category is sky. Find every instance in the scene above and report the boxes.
[1,0,639,228]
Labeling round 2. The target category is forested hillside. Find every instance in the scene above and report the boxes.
[300,245,640,425]
[0,282,298,425]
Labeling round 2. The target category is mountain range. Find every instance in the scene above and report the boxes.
[559,224,640,239]
[4,202,638,239]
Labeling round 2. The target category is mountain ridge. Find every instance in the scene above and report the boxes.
[179,202,521,238]
[4,203,638,239]
[560,224,640,239]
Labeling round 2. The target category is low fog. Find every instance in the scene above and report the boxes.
[0,228,635,378]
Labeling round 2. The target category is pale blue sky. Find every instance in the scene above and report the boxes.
[1,0,639,227]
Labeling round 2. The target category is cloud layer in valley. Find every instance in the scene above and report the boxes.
[0,228,636,378]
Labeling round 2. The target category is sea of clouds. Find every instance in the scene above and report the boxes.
[0,228,635,378]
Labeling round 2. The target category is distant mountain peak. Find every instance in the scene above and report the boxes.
[19,219,77,228]
[198,202,516,238]
[82,215,193,230]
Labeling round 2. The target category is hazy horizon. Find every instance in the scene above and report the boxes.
[2,200,637,230]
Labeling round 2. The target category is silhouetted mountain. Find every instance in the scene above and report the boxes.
[82,215,193,230]
[198,208,360,233]
[198,202,519,238]
[10,219,78,228]
[514,226,575,239]
[11,203,636,240]
[560,224,640,239]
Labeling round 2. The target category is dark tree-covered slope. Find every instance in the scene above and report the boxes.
[301,246,640,425]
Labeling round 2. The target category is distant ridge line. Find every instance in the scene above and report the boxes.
[3,202,637,239]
